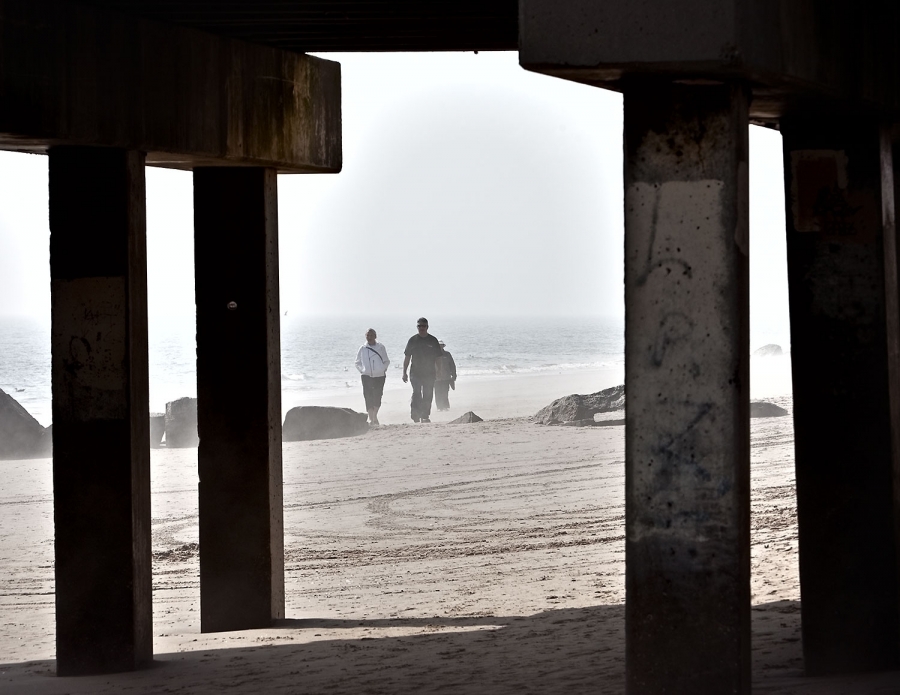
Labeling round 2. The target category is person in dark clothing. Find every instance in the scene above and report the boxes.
[434,340,457,411]
[402,317,442,423]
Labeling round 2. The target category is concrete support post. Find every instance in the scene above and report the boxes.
[781,116,900,675]
[193,167,285,633]
[49,147,152,675]
[624,80,750,694]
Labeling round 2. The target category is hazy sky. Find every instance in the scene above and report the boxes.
[0,52,789,338]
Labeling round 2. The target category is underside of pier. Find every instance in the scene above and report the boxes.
[1,0,899,692]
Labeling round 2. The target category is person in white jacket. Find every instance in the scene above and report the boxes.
[355,328,390,425]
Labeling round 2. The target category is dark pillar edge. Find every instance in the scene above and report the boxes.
[126,150,153,667]
[885,129,900,631]
[782,115,900,675]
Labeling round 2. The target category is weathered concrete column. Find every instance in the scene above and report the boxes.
[193,167,285,633]
[624,80,750,694]
[49,147,152,675]
[782,116,900,675]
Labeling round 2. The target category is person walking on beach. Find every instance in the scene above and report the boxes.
[434,340,457,412]
[355,328,390,426]
[402,317,441,423]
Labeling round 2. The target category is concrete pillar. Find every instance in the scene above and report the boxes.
[781,115,900,675]
[193,167,285,632]
[624,80,750,694]
[49,147,152,675]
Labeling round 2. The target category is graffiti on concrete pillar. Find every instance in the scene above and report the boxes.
[51,277,128,421]
[626,178,740,532]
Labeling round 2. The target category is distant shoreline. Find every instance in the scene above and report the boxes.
[283,367,628,425]
[281,355,793,426]
[3,355,794,430]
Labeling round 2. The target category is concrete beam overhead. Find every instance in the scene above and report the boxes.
[0,0,341,173]
[519,0,900,122]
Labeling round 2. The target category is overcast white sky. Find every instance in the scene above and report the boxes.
[0,52,789,337]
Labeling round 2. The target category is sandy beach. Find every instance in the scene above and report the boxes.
[3,362,899,694]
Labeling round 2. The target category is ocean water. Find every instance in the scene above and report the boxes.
[0,314,625,427]
[0,317,51,426]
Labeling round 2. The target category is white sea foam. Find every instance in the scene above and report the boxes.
[458,360,621,377]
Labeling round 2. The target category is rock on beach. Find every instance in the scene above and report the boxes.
[751,401,789,418]
[449,411,483,424]
[0,387,51,460]
[149,413,166,448]
[165,397,199,448]
[533,384,625,425]
[283,406,368,441]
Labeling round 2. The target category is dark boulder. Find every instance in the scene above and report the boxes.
[751,401,789,418]
[283,406,368,442]
[753,344,783,357]
[534,384,625,425]
[165,397,199,448]
[0,387,52,459]
[449,411,483,424]
[149,413,166,449]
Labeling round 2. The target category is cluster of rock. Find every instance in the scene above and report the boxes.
[533,384,789,425]
[2,383,787,457]
[153,400,375,446]
[0,388,52,460]
[533,384,625,426]
[0,387,199,457]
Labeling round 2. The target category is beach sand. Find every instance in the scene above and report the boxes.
[3,362,899,693]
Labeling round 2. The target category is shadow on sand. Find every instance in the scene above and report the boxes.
[3,601,900,694]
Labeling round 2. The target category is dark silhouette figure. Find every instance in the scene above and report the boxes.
[434,340,457,411]
[402,317,441,423]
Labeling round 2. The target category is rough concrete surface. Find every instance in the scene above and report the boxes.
[624,81,750,693]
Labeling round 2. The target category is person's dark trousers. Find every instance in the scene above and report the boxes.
[410,374,435,421]
[434,380,451,410]
[361,375,386,410]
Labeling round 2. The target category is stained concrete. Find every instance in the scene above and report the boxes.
[0,0,342,173]
[519,1,900,121]
[623,80,750,694]
[781,115,900,675]
[194,167,285,633]
[49,146,152,675]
